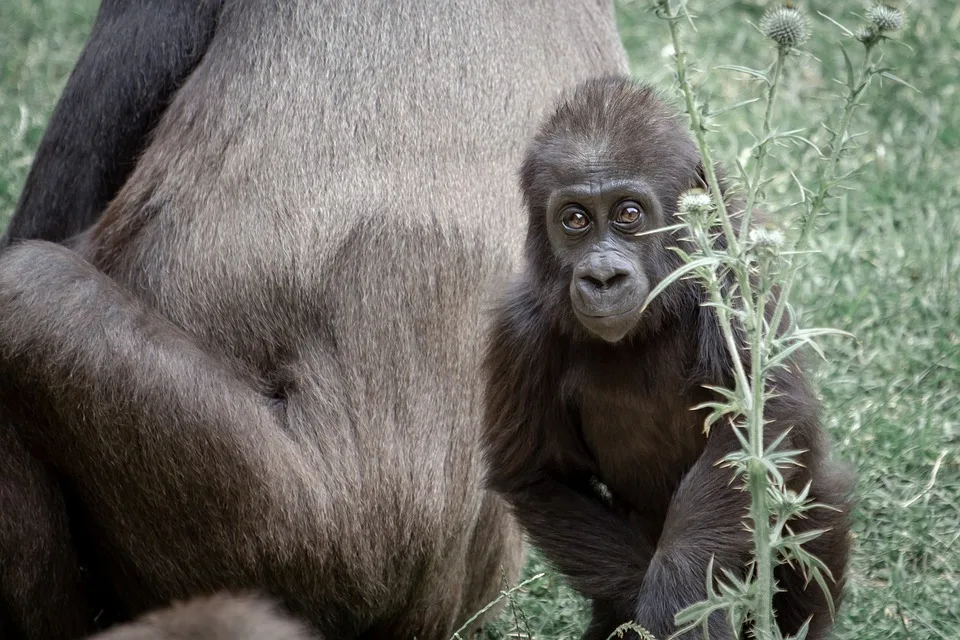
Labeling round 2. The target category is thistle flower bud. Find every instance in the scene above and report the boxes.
[772,487,808,516]
[748,227,785,267]
[866,3,905,33]
[855,26,879,44]
[677,191,714,218]
[748,227,785,251]
[760,5,811,50]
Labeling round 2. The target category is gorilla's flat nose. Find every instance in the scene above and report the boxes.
[575,255,633,295]
[579,268,629,291]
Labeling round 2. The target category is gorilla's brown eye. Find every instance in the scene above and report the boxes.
[560,207,591,233]
[613,201,643,229]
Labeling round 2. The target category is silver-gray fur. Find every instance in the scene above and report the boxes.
[0,1,627,638]
[89,594,318,640]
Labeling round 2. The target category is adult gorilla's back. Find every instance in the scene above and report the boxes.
[0,1,627,638]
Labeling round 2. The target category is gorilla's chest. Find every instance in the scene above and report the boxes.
[569,348,707,512]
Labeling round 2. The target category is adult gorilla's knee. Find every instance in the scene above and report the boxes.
[89,594,319,640]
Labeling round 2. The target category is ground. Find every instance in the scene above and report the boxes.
[1,1,957,638]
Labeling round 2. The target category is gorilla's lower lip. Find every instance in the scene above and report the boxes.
[576,301,643,320]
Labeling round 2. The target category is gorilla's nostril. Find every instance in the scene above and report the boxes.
[606,272,628,288]
[580,271,628,291]
[581,275,606,290]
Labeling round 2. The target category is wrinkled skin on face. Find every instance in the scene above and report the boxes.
[544,176,659,342]
[519,77,705,344]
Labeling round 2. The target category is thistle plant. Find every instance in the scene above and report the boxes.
[644,1,909,638]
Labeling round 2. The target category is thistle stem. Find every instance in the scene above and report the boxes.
[662,3,739,254]
[768,42,879,345]
[804,42,878,246]
[740,49,788,243]
[657,3,787,636]
[661,0,759,344]
[748,285,774,639]
[655,2,897,637]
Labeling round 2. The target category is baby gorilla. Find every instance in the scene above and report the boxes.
[482,76,853,640]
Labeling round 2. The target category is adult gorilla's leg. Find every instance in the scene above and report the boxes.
[88,593,320,640]
[0,241,325,604]
[0,423,90,639]
[456,494,526,631]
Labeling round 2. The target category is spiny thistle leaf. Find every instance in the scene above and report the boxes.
[715,64,769,81]
[607,622,656,640]
[786,617,813,640]
[639,257,719,314]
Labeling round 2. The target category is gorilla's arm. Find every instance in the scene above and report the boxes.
[632,369,820,640]
[483,307,655,607]
[0,424,90,639]
[4,0,223,245]
[0,241,312,573]
[630,424,749,640]
[492,470,654,605]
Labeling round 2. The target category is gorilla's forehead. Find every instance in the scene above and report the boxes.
[539,135,678,195]
[548,175,652,202]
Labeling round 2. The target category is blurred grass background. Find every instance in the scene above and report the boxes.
[1,1,957,638]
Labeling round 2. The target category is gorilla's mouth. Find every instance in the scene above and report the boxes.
[570,285,646,321]
[577,300,643,319]
[572,296,646,343]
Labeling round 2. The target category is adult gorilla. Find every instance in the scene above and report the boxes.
[0,1,627,638]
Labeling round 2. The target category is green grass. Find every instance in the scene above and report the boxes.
[0,0,96,216]
[499,2,960,638]
[1,2,957,639]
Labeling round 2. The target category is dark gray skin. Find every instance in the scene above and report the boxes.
[483,77,854,640]
[89,594,318,640]
[551,179,654,343]
[0,2,628,638]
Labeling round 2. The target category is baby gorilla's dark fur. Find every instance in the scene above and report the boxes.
[483,76,854,640]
